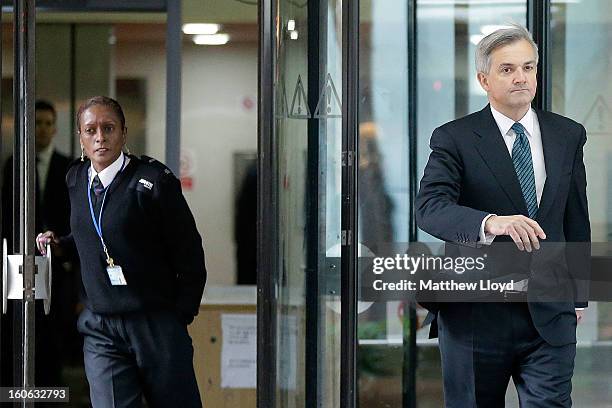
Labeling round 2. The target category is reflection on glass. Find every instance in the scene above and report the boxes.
[552,1,612,404]
[273,0,342,406]
[1,21,152,406]
[0,24,113,404]
[358,122,394,247]
[414,1,526,406]
[357,0,409,405]
[417,3,527,243]
[274,2,309,403]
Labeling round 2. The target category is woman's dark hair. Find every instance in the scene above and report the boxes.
[76,96,126,132]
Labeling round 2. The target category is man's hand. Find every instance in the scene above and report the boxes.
[485,215,546,252]
[576,310,585,324]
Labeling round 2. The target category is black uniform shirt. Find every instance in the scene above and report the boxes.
[62,155,207,324]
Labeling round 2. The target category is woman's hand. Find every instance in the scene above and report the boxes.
[36,231,59,255]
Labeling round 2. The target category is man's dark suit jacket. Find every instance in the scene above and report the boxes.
[416,105,591,347]
[2,151,72,239]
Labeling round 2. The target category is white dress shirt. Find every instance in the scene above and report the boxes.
[479,106,547,244]
[89,152,130,189]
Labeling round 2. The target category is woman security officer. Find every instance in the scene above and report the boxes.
[37,96,206,408]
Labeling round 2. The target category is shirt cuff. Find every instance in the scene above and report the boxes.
[479,214,497,245]
[575,308,585,311]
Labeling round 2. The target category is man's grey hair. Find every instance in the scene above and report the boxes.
[475,23,539,74]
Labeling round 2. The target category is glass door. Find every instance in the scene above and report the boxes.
[259,0,346,406]
[2,22,112,399]
[356,1,413,406]
[1,0,39,399]
[1,3,171,406]
[551,1,612,403]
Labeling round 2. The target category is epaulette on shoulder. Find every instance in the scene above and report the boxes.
[139,155,176,179]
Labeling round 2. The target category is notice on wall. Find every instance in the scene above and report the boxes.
[221,314,257,388]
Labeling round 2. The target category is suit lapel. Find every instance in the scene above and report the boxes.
[535,110,567,223]
[473,106,528,216]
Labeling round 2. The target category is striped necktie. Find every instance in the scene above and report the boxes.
[511,122,538,219]
[91,175,105,217]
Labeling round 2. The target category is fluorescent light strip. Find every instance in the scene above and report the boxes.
[193,34,230,45]
[182,23,220,35]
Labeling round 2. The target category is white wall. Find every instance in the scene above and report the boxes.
[115,41,258,285]
[114,42,168,162]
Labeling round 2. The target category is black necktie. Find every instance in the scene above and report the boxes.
[91,175,105,218]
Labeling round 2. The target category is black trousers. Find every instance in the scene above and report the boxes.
[77,308,202,408]
[438,302,575,408]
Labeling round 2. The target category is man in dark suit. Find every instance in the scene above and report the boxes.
[1,100,77,388]
[416,24,590,407]
[2,100,72,248]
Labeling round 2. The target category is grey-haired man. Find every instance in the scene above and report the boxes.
[417,24,590,407]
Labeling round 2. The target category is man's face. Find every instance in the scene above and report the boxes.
[478,39,538,113]
[35,109,56,152]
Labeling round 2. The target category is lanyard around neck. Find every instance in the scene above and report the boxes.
[87,155,127,261]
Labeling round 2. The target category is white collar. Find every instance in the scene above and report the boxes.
[36,142,54,164]
[89,152,129,188]
[490,105,535,138]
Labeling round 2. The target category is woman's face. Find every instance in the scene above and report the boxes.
[79,105,126,172]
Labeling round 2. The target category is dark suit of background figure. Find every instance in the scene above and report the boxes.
[358,121,395,323]
[416,106,590,407]
[1,150,79,388]
[235,163,257,285]
[358,122,394,250]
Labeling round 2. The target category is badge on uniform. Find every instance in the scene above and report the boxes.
[138,178,153,190]
[107,265,127,286]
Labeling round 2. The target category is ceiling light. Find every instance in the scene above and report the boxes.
[182,23,220,35]
[193,34,230,45]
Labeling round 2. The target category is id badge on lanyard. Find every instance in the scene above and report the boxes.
[88,155,128,286]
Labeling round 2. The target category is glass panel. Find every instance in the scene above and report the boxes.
[357,0,409,405]
[1,22,110,398]
[273,0,342,406]
[415,1,526,405]
[551,1,612,404]
[417,3,527,236]
[0,20,151,406]
[35,25,72,156]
